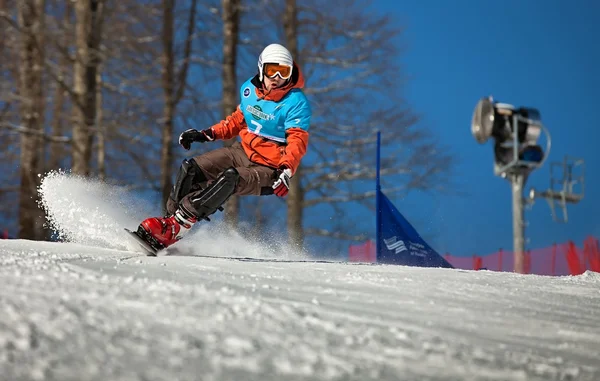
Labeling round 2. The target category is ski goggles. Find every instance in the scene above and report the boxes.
[263,63,293,79]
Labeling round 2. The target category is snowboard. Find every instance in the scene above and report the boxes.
[124,227,164,256]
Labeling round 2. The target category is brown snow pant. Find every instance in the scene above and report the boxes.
[166,141,278,215]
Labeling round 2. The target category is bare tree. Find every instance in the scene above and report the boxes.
[254,0,455,248]
[300,1,454,242]
[90,1,166,190]
[47,0,71,171]
[0,4,22,232]
[220,0,241,227]
[16,0,46,239]
[159,0,197,210]
[71,0,106,176]
[282,0,304,249]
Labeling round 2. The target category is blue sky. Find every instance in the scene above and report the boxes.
[370,0,600,257]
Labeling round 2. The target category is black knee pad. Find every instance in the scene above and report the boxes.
[181,167,239,221]
[170,158,207,204]
[220,167,240,184]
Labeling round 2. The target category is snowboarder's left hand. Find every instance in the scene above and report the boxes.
[272,167,292,197]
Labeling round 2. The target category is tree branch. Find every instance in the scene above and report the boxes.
[174,0,197,105]
[0,122,71,143]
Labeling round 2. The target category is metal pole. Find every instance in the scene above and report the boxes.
[511,173,526,273]
[375,131,381,262]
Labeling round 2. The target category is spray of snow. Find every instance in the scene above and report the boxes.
[38,170,309,260]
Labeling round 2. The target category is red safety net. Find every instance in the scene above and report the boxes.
[349,236,600,276]
[348,240,377,263]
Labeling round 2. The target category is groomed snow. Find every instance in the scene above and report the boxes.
[0,172,598,381]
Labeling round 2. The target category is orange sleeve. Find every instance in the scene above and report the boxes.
[210,105,246,140]
[279,128,309,175]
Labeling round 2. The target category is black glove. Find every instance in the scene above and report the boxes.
[179,128,215,150]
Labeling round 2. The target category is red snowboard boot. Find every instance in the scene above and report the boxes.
[139,209,197,249]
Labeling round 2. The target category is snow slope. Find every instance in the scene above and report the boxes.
[0,172,598,381]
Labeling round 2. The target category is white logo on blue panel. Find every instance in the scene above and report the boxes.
[384,236,408,254]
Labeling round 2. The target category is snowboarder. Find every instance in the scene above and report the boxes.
[132,43,311,253]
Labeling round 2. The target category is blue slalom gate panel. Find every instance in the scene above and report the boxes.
[377,190,454,268]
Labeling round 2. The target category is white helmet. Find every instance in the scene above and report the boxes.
[258,43,294,81]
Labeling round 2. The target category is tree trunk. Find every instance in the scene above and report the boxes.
[221,0,240,228]
[49,2,72,171]
[72,0,105,177]
[283,0,304,250]
[160,0,175,211]
[96,69,105,180]
[49,76,66,170]
[0,0,7,56]
[160,0,196,213]
[17,0,46,240]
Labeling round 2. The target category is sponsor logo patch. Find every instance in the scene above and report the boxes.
[246,104,275,121]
